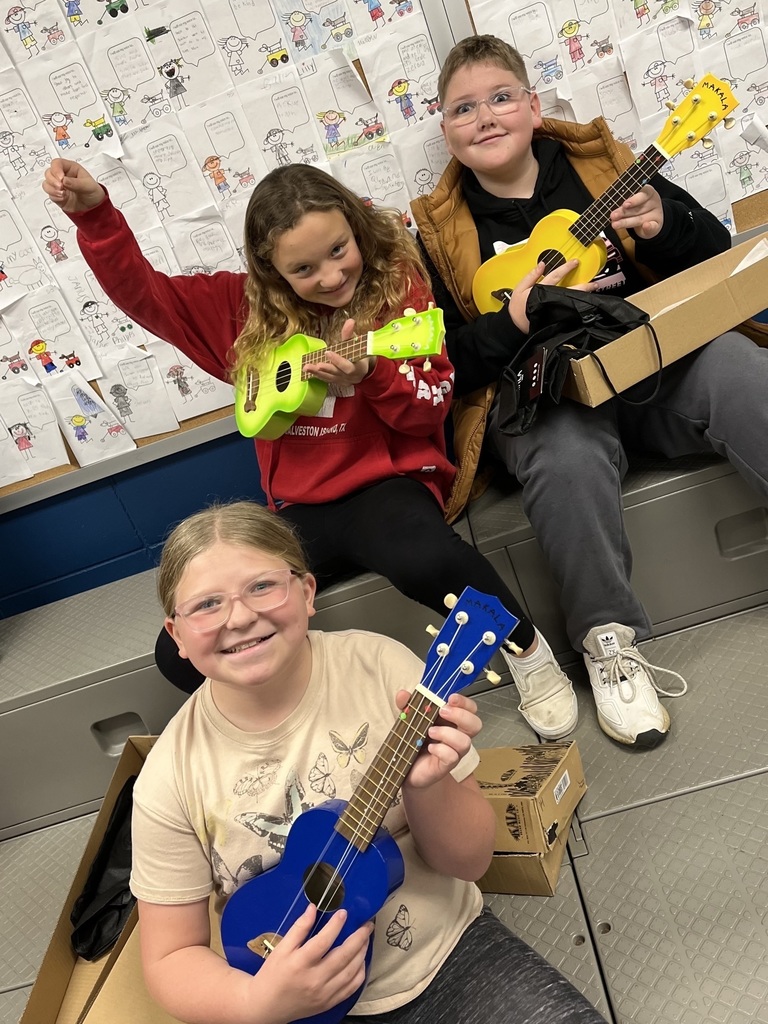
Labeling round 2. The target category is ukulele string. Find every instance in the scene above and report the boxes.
[241,332,367,404]
[294,623,473,939]
[305,628,492,936]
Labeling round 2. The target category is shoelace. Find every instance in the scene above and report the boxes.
[599,646,688,703]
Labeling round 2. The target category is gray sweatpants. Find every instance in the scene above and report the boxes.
[348,907,605,1023]
[489,331,768,650]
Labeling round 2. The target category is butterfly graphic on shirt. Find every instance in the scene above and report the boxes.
[329,722,369,768]
[232,759,280,797]
[211,846,264,897]
[385,903,414,951]
[235,768,310,856]
[308,751,336,799]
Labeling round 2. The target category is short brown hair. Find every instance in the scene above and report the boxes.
[438,34,530,101]
[157,502,309,615]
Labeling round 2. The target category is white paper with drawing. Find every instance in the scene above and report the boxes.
[0,376,70,473]
[164,207,243,274]
[356,12,439,137]
[176,88,269,205]
[0,67,56,187]
[43,367,136,464]
[144,340,234,420]
[97,342,180,438]
[0,412,33,484]
[2,281,102,381]
[389,115,450,204]
[301,48,381,158]
[0,187,54,311]
[239,65,326,172]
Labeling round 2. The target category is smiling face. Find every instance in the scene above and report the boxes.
[165,540,316,699]
[271,208,364,308]
[440,61,542,195]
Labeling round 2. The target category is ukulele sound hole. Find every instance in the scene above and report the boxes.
[275,361,292,393]
[303,861,345,911]
[537,249,567,273]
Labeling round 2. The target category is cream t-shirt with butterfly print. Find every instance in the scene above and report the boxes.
[131,629,483,1016]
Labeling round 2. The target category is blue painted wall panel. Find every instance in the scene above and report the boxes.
[0,431,267,615]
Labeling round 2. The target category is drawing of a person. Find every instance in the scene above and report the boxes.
[0,260,8,288]
[9,422,34,459]
[642,60,673,107]
[158,58,188,109]
[166,363,192,400]
[387,78,417,125]
[219,34,248,74]
[317,109,346,148]
[355,0,384,28]
[413,168,435,196]
[0,130,27,176]
[283,11,311,50]
[142,171,170,218]
[109,382,133,420]
[63,0,85,25]
[202,155,231,198]
[730,150,758,192]
[103,86,130,126]
[28,339,57,373]
[70,413,90,442]
[263,127,293,166]
[4,6,38,57]
[558,19,587,70]
[41,224,67,261]
[626,0,651,26]
[44,111,75,150]
[80,299,109,337]
[694,0,720,37]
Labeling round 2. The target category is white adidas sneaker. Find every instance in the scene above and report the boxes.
[583,623,688,748]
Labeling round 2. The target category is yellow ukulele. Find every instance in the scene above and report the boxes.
[235,307,445,439]
[472,73,738,314]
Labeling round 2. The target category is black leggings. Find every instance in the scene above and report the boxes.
[155,478,534,693]
[349,907,605,1024]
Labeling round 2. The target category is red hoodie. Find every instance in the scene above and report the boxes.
[70,195,456,509]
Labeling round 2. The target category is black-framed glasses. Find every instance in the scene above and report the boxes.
[442,87,534,127]
[173,569,302,632]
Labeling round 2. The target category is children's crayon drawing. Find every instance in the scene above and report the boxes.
[43,365,136,464]
[97,341,180,437]
[0,374,70,472]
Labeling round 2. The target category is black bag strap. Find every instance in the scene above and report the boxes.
[588,320,664,406]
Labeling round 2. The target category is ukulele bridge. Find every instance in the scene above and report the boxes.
[247,932,283,959]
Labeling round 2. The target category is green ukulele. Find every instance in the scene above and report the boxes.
[234,307,445,439]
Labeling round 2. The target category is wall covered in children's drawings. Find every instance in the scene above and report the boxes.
[464,0,768,233]
[0,0,452,496]
[1,0,767,498]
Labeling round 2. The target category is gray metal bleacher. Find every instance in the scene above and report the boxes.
[2,451,768,1022]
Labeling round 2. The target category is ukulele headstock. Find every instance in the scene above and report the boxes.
[367,307,445,359]
[656,73,737,159]
[421,587,519,703]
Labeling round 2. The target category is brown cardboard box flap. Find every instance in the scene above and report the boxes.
[478,820,571,896]
[564,231,768,407]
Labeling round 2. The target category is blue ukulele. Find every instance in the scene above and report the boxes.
[221,587,519,1024]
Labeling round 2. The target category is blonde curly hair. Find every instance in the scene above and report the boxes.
[232,164,429,379]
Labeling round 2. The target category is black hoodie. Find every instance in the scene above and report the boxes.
[419,138,731,396]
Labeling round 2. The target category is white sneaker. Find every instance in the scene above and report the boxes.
[502,630,578,740]
[583,623,688,748]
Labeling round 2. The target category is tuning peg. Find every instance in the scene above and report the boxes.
[724,117,735,130]
[484,669,502,686]
[504,640,523,656]
[399,362,410,374]
[701,137,714,150]
[690,93,701,106]
[423,358,432,371]
[425,624,439,637]
[443,593,458,609]
[683,78,694,89]
[403,307,416,316]
[427,301,435,309]
[664,100,676,110]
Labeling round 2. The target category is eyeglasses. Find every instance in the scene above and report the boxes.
[173,569,302,632]
[442,87,534,127]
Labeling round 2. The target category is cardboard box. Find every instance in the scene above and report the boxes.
[21,736,156,1024]
[475,743,586,855]
[564,231,768,407]
[477,816,571,896]
[474,743,585,896]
